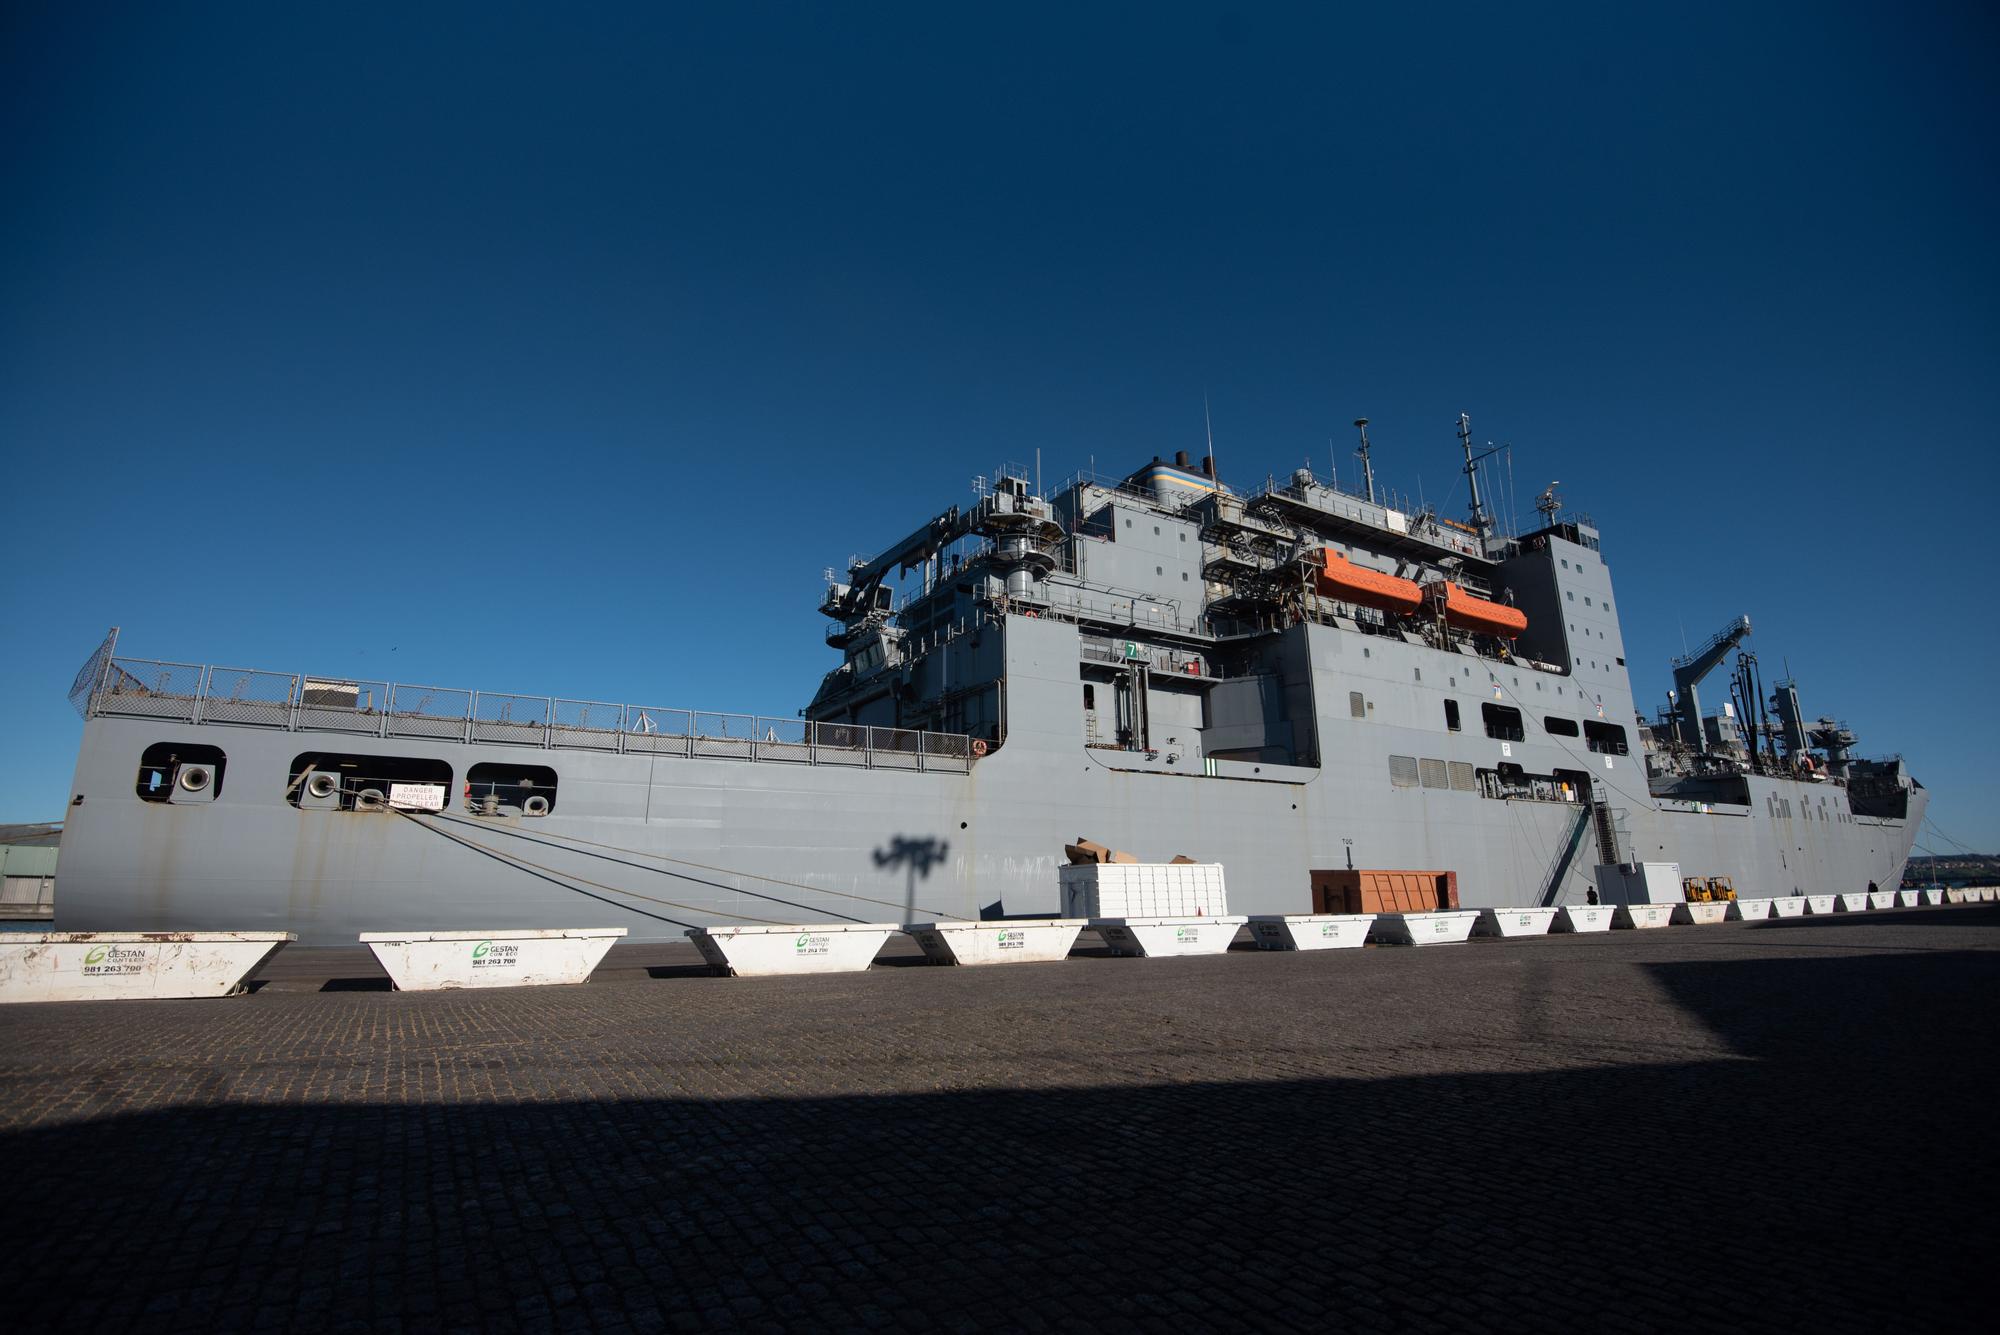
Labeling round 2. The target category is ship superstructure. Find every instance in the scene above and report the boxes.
[55,421,1926,942]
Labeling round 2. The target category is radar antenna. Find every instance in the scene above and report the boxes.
[1534,481,1562,522]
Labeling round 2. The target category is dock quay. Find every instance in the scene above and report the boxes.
[1,906,1994,1331]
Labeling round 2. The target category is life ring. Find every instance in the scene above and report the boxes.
[971,739,989,756]
[1024,610,1039,618]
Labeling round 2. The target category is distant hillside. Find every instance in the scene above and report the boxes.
[1901,853,2000,886]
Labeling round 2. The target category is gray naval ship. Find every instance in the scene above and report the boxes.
[57,419,1926,943]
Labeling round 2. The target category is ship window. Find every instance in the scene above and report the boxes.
[1584,721,1629,755]
[1413,668,1421,682]
[287,752,452,811]
[1182,572,1189,581]
[1083,684,1096,710]
[1349,691,1366,719]
[466,763,559,816]
[1567,591,1575,601]
[1584,596,1593,607]
[1156,566,1163,575]
[1482,703,1525,741]
[1561,559,1569,569]
[1544,716,1580,737]
[136,742,227,802]
[1444,700,1461,732]
[1153,526,1160,535]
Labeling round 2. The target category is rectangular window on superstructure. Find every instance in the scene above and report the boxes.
[1544,716,1579,737]
[1481,703,1525,741]
[1444,700,1461,731]
[1583,721,1629,755]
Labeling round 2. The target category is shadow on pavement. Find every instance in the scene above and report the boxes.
[3,947,1994,1330]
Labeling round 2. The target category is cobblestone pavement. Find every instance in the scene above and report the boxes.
[2,907,1996,1333]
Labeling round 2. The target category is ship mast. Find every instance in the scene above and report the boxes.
[1457,413,1501,541]
[1352,418,1377,504]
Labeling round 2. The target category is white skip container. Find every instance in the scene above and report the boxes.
[1614,903,1676,929]
[1896,889,1925,908]
[1729,898,1774,921]
[1837,893,1871,912]
[0,932,294,1004]
[1247,914,1376,951]
[1092,916,1246,957]
[1866,890,1896,910]
[1672,902,1730,925]
[687,923,898,976]
[1473,907,1558,938]
[1803,895,1837,914]
[1553,904,1615,933]
[360,928,626,990]
[1771,897,1807,918]
[1920,888,1947,906]
[904,919,1086,966]
[1370,911,1480,946]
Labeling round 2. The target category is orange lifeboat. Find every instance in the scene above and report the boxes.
[1313,550,1423,615]
[1426,581,1528,639]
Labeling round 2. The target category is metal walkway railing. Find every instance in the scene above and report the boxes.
[73,635,975,774]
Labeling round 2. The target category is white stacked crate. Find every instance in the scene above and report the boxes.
[1059,863,1229,918]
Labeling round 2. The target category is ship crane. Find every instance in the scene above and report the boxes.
[1670,614,1752,754]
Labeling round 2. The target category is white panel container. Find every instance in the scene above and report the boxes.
[1672,902,1730,925]
[1592,861,1685,906]
[1803,895,1837,914]
[1059,863,1228,919]
[1729,898,1774,921]
[1614,903,1676,929]
[1867,890,1897,910]
[1370,910,1479,946]
[1896,889,1924,908]
[360,928,626,990]
[686,923,898,976]
[0,932,294,1004]
[1247,914,1376,951]
[903,919,1085,965]
[1092,916,1246,957]
[1771,897,1807,918]
[1472,907,1558,938]
[1920,888,1946,906]
[1553,904,1616,933]
[1946,887,1975,904]
[1975,888,1995,903]
[1837,893,1870,912]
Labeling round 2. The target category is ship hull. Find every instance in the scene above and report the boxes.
[55,619,1925,944]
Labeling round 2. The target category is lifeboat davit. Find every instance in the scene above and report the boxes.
[1426,581,1528,639]
[1313,550,1423,615]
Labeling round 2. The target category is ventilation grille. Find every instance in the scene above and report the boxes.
[1350,691,1367,719]
[1419,758,1450,789]
[1448,761,1477,792]
[1389,755,1419,787]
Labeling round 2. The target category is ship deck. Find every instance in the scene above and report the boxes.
[3,907,1995,1330]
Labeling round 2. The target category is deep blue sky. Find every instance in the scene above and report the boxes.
[4,3,1995,851]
